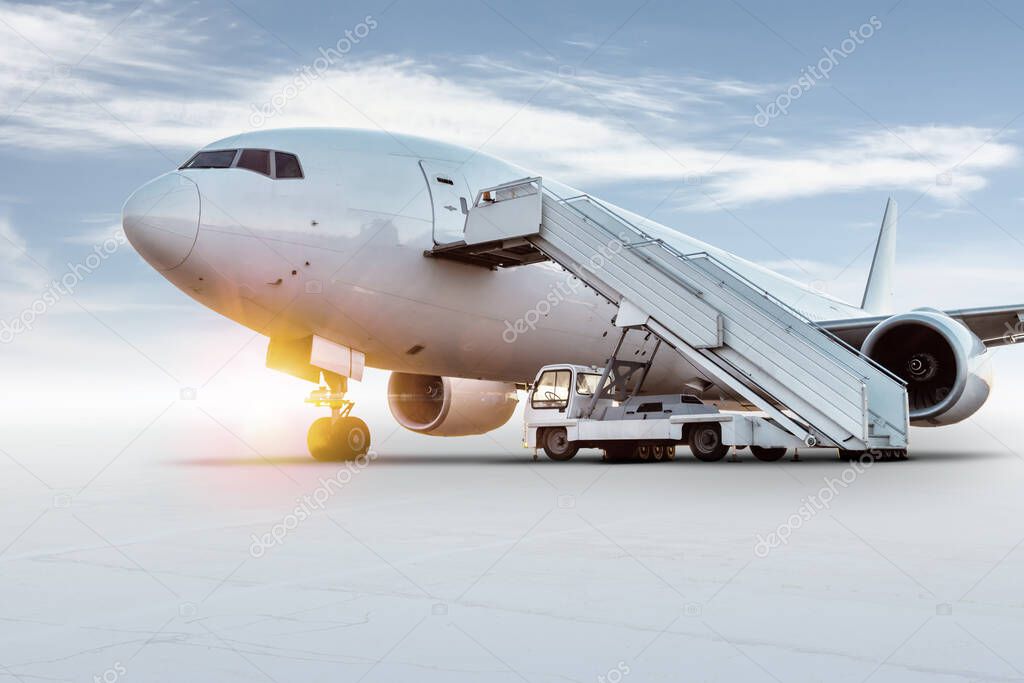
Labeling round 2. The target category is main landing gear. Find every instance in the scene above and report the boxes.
[305,381,371,461]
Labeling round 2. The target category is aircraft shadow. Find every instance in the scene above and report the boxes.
[170,454,526,467]
[168,448,1004,468]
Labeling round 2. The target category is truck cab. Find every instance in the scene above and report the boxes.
[524,364,606,423]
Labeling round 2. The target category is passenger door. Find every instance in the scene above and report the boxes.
[419,160,472,245]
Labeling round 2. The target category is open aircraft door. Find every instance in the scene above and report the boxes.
[419,160,472,245]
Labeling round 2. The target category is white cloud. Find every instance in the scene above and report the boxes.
[693,126,1018,207]
[0,2,1016,209]
[0,216,137,316]
[764,248,1024,312]
[62,223,125,245]
[0,217,46,292]
[457,55,767,118]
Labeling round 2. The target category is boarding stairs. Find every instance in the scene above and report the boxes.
[426,177,909,451]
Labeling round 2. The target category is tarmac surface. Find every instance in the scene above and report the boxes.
[4,417,1024,683]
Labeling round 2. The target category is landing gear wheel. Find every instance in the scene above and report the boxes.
[543,428,578,461]
[636,444,651,461]
[689,423,729,462]
[651,444,666,461]
[307,417,337,461]
[336,416,371,459]
[307,416,371,461]
[750,446,787,462]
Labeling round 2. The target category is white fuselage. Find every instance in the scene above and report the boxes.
[125,128,865,394]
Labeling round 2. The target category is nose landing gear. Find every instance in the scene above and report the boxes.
[305,384,371,461]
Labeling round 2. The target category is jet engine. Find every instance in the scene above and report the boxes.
[861,309,993,426]
[387,373,519,436]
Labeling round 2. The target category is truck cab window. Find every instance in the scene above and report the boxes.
[575,373,603,396]
[532,370,571,409]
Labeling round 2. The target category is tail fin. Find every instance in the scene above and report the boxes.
[861,197,897,314]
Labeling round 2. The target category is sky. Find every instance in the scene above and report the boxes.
[1,0,1024,464]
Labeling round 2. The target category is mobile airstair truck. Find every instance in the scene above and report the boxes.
[524,358,804,463]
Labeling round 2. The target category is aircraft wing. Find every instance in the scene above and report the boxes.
[818,304,1024,349]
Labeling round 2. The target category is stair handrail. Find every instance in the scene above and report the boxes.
[547,188,906,388]
[551,189,910,442]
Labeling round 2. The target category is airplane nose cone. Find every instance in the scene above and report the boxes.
[122,172,200,270]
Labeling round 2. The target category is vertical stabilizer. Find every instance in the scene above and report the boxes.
[861,197,897,314]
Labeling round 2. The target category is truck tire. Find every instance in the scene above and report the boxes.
[689,423,729,462]
[542,428,579,461]
[750,446,787,462]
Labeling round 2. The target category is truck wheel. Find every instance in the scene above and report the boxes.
[838,449,865,462]
[750,446,787,462]
[868,448,908,462]
[689,423,729,462]
[542,428,578,461]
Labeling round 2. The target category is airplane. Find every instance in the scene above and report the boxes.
[121,127,1023,461]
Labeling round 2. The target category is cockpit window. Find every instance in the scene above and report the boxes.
[179,148,304,179]
[274,152,303,179]
[237,149,270,176]
[181,150,237,169]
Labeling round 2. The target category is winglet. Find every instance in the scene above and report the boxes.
[861,197,897,314]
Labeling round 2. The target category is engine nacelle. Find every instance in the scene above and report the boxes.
[862,309,993,426]
[387,373,519,436]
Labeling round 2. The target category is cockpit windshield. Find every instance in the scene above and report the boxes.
[179,148,304,179]
[182,150,237,169]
